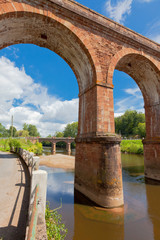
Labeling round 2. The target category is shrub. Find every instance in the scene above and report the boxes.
[45,202,68,240]
[9,139,21,151]
[121,140,143,154]
[0,138,43,155]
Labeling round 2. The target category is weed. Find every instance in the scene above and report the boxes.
[45,201,68,240]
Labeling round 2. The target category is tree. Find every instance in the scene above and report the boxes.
[137,123,146,138]
[47,134,52,138]
[23,123,28,131]
[0,123,9,137]
[115,110,145,137]
[8,126,17,137]
[15,130,29,137]
[23,123,40,137]
[63,122,78,137]
[55,131,64,137]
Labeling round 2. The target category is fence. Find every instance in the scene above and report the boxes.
[15,147,47,240]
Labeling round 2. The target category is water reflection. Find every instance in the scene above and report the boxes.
[146,180,160,240]
[73,190,124,240]
[40,153,160,240]
[40,166,75,240]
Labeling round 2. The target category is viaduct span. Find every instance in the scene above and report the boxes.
[28,137,75,154]
[1,0,160,208]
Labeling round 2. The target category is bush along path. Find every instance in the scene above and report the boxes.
[0,138,43,155]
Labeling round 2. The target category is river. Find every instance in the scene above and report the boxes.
[40,148,160,240]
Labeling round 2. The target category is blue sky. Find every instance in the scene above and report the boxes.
[0,0,159,136]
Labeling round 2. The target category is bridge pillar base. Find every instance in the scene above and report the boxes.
[75,135,123,208]
[51,143,56,155]
[143,138,160,181]
[67,142,71,154]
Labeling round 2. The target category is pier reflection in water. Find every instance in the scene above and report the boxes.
[40,152,160,240]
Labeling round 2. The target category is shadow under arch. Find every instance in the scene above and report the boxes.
[0,10,96,93]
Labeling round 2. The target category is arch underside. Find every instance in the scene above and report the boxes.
[115,53,160,138]
[55,140,74,144]
[115,54,160,107]
[0,11,95,93]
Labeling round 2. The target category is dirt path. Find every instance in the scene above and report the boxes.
[39,154,75,170]
[0,151,30,240]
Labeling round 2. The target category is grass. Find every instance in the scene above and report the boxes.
[45,201,68,240]
[121,139,143,154]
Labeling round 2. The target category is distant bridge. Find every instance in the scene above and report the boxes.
[27,137,75,154]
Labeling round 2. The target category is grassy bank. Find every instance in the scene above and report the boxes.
[0,138,43,155]
[120,140,143,154]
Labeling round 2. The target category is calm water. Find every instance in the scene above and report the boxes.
[40,152,160,240]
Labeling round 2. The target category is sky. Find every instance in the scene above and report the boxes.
[0,0,160,136]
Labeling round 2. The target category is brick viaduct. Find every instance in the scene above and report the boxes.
[1,0,160,208]
[28,137,75,154]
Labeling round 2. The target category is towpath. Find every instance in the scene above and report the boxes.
[0,151,30,240]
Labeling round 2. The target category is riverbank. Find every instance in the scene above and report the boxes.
[39,154,75,170]
[121,140,143,154]
[40,140,143,170]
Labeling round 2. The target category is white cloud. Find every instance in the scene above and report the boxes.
[124,87,142,96]
[114,87,144,115]
[114,112,124,117]
[0,57,78,136]
[105,0,133,24]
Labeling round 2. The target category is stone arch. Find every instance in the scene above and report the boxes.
[107,48,160,82]
[107,48,160,138]
[55,140,75,144]
[0,10,96,93]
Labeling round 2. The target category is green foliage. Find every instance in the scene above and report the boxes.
[15,130,29,137]
[27,141,43,155]
[55,132,64,138]
[8,126,17,137]
[0,123,9,137]
[115,110,145,137]
[63,122,78,138]
[0,138,42,155]
[45,202,68,240]
[9,138,21,151]
[23,123,40,137]
[136,123,146,138]
[0,139,10,152]
[121,140,143,154]
[53,122,78,138]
